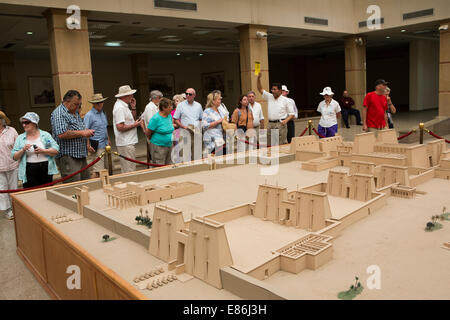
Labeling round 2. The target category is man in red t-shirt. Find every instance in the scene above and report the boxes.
[363,79,389,132]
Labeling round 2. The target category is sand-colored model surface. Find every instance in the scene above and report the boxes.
[12,130,450,299]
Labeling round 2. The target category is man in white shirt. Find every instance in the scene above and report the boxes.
[112,85,142,173]
[281,85,298,143]
[247,91,264,141]
[141,90,163,128]
[256,73,294,146]
[173,88,203,160]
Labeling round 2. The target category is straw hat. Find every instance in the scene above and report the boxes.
[88,93,108,104]
[115,85,137,98]
[320,87,334,96]
[0,111,11,125]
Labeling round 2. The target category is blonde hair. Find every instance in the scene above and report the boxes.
[173,94,185,103]
[206,91,221,109]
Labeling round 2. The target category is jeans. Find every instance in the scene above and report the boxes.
[342,108,361,127]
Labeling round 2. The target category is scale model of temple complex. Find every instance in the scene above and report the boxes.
[41,129,450,298]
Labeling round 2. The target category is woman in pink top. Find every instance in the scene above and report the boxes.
[0,111,19,220]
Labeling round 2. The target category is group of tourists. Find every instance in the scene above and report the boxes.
[0,75,395,220]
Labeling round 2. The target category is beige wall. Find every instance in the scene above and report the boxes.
[354,0,450,33]
[3,0,450,34]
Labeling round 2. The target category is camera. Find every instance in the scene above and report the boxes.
[256,31,268,39]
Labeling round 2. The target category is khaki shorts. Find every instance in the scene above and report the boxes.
[117,144,136,173]
[87,148,106,173]
[267,121,288,146]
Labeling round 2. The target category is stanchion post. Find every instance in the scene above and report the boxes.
[308,120,312,135]
[105,145,113,176]
[419,123,424,144]
[146,141,150,169]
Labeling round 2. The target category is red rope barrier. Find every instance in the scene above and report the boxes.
[397,130,415,140]
[0,155,103,194]
[116,154,168,167]
[313,127,326,139]
[427,130,450,143]
[298,127,308,137]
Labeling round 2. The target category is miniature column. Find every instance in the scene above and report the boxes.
[238,24,269,127]
[439,20,450,116]
[44,8,94,116]
[344,36,367,113]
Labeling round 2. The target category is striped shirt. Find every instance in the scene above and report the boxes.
[51,103,87,159]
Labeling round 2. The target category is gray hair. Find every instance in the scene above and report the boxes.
[150,90,163,100]
[173,94,185,102]
[247,91,256,96]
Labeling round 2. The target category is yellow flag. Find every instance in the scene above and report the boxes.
[255,61,261,76]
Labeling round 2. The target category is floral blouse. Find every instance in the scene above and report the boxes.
[201,107,226,153]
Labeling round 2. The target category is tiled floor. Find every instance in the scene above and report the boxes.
[0,108,448,300]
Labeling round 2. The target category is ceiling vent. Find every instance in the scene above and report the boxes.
[154,0,197,11]
[304,17,328,26]
[359,18,384,28]
[403,8,434,20]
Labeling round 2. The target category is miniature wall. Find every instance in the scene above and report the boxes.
[353,132,376,154]
[409,168,435,187]
[203,204,251,224]
[246,256,281,281]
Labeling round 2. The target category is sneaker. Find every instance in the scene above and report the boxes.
[5,209,14,220]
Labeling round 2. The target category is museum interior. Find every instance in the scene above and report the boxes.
[0,0,449,302]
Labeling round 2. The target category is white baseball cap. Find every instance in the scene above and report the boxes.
[282,85,289,92]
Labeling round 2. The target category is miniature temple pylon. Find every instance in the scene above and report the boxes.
[75,186,89,216]
[99,169,110,188]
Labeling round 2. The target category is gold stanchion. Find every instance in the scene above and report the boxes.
[105,145,113,176]
[308,120,312,135]
[419,123,424,144]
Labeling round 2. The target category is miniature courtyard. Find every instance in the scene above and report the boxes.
[12,130,450,299]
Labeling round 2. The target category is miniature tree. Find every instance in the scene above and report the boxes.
[102,234,110,242]
[338,276,363,300]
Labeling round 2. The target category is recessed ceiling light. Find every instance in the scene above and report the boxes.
[401,29,406,32]
[176,53,181,56]
[199,53,204,56]
[193,30,210,35]
[144,27,161,32]
[386,36,391,39]
[159,35,177,39]
[26,31,33,35]
[90,35,107,39]
[165,38,182,42]
[105,41,123,47]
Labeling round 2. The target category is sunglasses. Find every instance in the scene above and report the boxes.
[185,92,194,96]
[21,121,31,125]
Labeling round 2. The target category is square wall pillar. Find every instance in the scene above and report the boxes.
[44,8,94,116]
[345,36,367,112]
[130,53,149,115]
[439,20,450,116]
[238,25,269,126]
[0,51,20,126]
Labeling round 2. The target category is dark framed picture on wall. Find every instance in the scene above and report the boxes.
[148,74,175,98]
[202,71,225,97]
[28,76,55,108]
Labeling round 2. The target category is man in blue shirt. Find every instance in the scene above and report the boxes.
[173,88,203,161]
[84,93,110,178]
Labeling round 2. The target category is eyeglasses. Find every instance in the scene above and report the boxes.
[185,92,194,96]
[21,121,31,125]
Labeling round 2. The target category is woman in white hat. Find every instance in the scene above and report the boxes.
[0,111,19,219]
[12,112,59,189]
[316,87,341,138]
